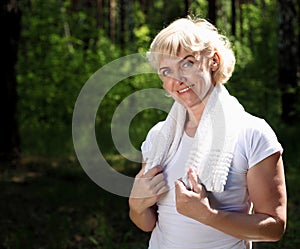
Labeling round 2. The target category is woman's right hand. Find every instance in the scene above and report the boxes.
[129,164,168,214]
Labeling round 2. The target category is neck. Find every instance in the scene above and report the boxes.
[186,103,204,126]
[185,84,214,126]
[184,102,204,137]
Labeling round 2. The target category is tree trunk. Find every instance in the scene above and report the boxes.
[128,0,134,50]
[278,0,299,123]
[97,0,103,29]
[184,0,192,15]
[119,0,126,52]
[231,0,236,36]
[140,0,152,15]
[208,0,217,25]
[238,0,244,39]
[109,0,116,43]
[0,0,21,164]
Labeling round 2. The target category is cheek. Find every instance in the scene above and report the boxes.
[192,73,212,96]
[162,79,172,91]
[195,71,212,84]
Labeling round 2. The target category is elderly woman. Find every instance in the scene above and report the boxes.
[129,17,286,249]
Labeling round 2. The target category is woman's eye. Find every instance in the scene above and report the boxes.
[181,60,194,69]
[161,69,171,76]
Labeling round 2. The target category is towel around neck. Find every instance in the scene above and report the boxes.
[143,84,245,192]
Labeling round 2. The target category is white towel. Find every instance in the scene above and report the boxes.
[143,84,245,192]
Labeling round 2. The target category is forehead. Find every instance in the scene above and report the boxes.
[159,49,192,67]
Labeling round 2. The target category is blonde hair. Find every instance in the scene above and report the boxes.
[147,17,236,84]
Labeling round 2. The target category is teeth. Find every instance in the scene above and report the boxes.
[178,87,190,93]
[178,84,194,93]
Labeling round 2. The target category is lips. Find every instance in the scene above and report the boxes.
[177,84,195,93]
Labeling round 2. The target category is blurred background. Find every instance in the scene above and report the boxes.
[0,0,299,248]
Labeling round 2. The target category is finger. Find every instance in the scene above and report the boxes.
[175,179,188,194]
[144,165,163,178]
[136,166,145,177]
[136,160,147,177]
[188,168,201,193]
[156,184,169,196]
[152,173,168,193]
[150,172,165,186]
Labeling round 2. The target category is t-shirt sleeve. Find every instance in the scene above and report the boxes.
[247,119,283,168]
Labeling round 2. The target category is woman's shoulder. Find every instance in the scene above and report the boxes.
[141,121,166,154]
[238,112,282,168]
[145,121,166,141]
[149,121,166,132]
[240,112,277,137]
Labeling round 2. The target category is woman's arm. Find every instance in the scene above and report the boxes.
[129,204,158,232]
[175,151,287,241]
[129,162,168,232]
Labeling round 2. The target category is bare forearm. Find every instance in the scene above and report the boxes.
[128,163,166,232]
[129,206,157,232]
[205,210,286,242]
[206,157,287,242]
[176,154,287,242]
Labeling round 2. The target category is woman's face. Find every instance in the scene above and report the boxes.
[158,49,214,109]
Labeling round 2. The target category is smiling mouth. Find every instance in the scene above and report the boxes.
[178,84,195,93]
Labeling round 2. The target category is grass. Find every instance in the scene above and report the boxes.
[0,156,149,249]
[1,122,300,249]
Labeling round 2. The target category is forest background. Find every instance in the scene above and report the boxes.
[1,0,300,248]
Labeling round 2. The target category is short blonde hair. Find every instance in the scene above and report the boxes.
[147,17,236,84]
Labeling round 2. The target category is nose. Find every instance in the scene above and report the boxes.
[171,72,186,84]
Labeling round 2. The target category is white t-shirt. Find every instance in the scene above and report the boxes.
[141,113,283,249]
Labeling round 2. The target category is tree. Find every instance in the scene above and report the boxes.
[109,0,116,43]
[278,0,299,123]
[238,0,244,39]
[208,0,217,24]
[0,0,21,164]
[119,0,126,51]
[184,0,192,14]
[231,0,236,36]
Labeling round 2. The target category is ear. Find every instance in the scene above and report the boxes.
[211,52,220,72]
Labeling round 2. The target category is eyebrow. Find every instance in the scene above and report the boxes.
[181,55,194,61]
[159,54,194,71]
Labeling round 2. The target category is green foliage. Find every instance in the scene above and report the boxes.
[189,0,208,18]
[1,145,300,249]
[227,1,281,124]
[134,24,151,53]
[17,0,121,156]
[16,0,288,157]
[11,1,300,248]
[0,158,149,249]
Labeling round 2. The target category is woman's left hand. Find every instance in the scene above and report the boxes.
[175,167,214,225]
